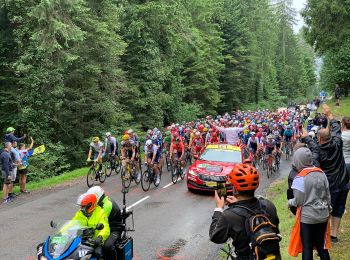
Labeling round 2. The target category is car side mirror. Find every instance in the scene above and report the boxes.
[50,220,57,229]
[96,223,104,230]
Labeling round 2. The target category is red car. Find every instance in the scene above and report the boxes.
[186,144,244,192]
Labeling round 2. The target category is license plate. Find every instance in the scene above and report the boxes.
[206,181,217,187]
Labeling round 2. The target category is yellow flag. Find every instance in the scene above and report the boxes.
[33,145,46,155]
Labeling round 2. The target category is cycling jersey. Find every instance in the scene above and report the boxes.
[121,141,135,159]
[144,144,161,163]
[105,136,118,156]
[247,137,260,153]
[170,142,185,157]
[192,137,204,147]
[265,140,276,155]
[90,141,105,159]
[283,129,293,142]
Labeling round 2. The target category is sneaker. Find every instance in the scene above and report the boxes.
[8,193,17,198]
[155,175,161,186]
[331,236,339,243]
[3,197,12,204]
[20,190,30,194]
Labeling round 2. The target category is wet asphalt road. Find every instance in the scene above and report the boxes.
[0,159,291,260]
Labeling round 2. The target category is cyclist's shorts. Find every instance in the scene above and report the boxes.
[147,152,161,164]
[266,147,274,155]
[249,143,258,153]
[285,136,292,142]
[93,152,106,160]
[275,142,281,149]
[109,144,119,156]
[174,151,183,159]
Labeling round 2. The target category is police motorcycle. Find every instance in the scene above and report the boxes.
[37,186,134,260]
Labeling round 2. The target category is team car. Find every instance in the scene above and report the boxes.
[186,144,244,192]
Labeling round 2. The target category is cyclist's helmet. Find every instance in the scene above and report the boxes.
[198,125,204,132]
[151,135,158,141]
[87,186,104,203]
[105,132,111,137]
[145,140,152,146]
[195,131,201,137]
[251,132,256,136]
[267,134,273,139]
[228,164,259,191]
[262,132,267,136]
[203,127,208,133]
[92,137,100,143]
[175,137,181,142]
[286,125,291,129]
[77,193,97,215]
[122,134,129,141]
[127,129,133,134]
[165,131,171,136]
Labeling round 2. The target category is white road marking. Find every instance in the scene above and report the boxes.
[163,183,173,189]
[126,196,150,211]
[163,178,182,189]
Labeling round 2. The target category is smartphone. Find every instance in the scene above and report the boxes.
[216,182,227,198]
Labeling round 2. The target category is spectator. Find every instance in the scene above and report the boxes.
[209,121,247,145]
[288,147,331,260]
[314,96,321,110]
[303,104,349,243]
[287,142,308,215]
[18,137,34,193]
[8,140,21,199]
[335,84,341,106]
[209,164,281,259]
[4,127,26,143]
[342,117,350,180]
[1,142,14,203]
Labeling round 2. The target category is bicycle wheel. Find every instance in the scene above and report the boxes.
[141,169,151,191]
[115,157,122,174]
[275,156,280,170]
[122,168,131,188]
[134,169,141,185]
[262,159,267,170]
[99,167,107,183]
[172,166,178,184]
[266,165,271,179]
[86,168,95,187]
[180,166,185,180]
[166,156,171,171]
[187,152,192,165]
[106,159,113,177]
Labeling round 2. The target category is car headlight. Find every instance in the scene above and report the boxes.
[188,170,197,176]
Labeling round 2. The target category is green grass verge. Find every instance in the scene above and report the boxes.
[266,179,350,260]
[320,97,350,119]
[1,167,88,197]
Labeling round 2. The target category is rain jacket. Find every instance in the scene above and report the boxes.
[303,119,349,191]
[99,195,123,233]
[70,205,110,241]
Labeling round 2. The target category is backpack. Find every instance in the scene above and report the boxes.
[230,199,282,260]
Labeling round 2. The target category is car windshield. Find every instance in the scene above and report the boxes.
[48,220,87,258]
[200,149,242,163]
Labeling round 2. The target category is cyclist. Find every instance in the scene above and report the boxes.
[144,139,161,186]
[87,137,105,173]
[104,132,118,162]
[283,125,293,152]
[209,131,220,144]
[190,131,204,159]
[86,186,123,260]
[120,134,138,178]
[247,132,260,157]
[169,136,185,169]
[265,135,276,167]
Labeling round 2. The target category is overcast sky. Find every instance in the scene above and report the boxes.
[293,0,307,32]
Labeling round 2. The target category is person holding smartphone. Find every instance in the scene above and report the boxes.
[1,142,15,203]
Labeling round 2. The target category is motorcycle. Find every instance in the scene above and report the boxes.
[37,220,105,260]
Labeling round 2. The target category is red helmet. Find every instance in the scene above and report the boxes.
[78,193,97,214]
[198,125,204,132]
[227,164,259,191]
[212,132,218,137]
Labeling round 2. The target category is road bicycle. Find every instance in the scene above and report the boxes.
[141,163,161,191]
[266,154,274,179]
[274,151,281,171]
[170,157,186,184]
[86,159,107,187]
[185,147,192,166]
[106,153,122,177]
[284,141,292,160]
[121,159,141,189]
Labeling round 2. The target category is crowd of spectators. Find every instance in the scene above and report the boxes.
[1,127,34,203]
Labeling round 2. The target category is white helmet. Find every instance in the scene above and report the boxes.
[127,129,133,134]
[311,126,319,134]
[86,186,104,202]
[145,140,152,146]
[105,132,111,137]
[308,131,315,139]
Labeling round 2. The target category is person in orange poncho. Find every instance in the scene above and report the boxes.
[288,147,331,260]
